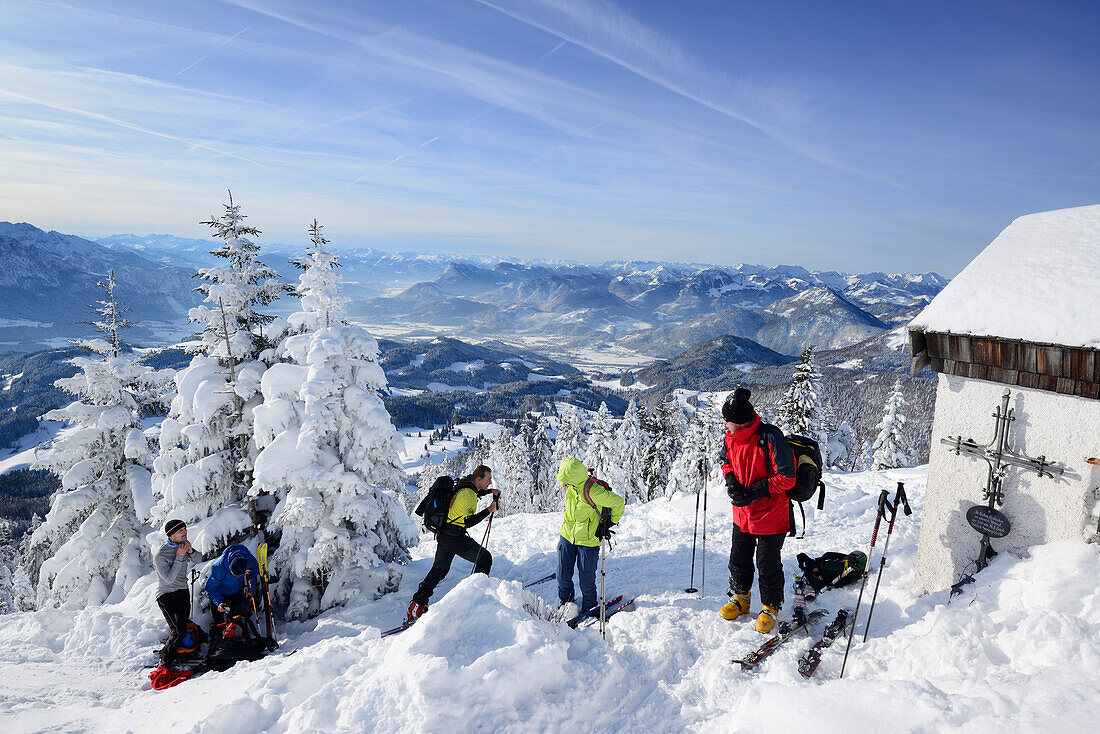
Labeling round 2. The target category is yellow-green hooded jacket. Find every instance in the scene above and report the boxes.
[556,457,625,547]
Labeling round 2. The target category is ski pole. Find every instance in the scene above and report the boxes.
[701,457,708,597]
[685,459,703,593]
[189,568,199,620]
[862,482,912,642]
[840,488,890,678]
[470,511,494,576]
[599,535,607,639]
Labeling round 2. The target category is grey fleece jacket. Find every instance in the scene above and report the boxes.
[154,542,190,598]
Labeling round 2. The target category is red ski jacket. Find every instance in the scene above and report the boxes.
[718,415,796,535]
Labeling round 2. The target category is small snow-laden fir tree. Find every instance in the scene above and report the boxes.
[612,399,650,504]
[252,225,416,619]
[699,399,728,483]
[775,346,830,465]
[583,402,619,485]
[552,403,587,470]
[871,381,913,470]
[643,395,685,501]
[0,522,34,614]
[31,273,173,608]
[505,426,536,515]
[463,436,490,476]
[527,412,559,512]
[152,194,287,555]
[827,420,859,471]
[664,414,708,498]
[485,425,515,515]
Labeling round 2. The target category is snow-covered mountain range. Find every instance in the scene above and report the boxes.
[0,224,199,351]
[0,223,948,366]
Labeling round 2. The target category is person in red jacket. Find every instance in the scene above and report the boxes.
[717,387,796,633]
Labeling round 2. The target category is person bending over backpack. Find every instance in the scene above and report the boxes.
[204,544,261,627]
[717,388,796,634]
[408,465,500,622]
[555,457,625,617]
[154,519,197,667]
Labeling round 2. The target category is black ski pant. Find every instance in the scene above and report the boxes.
[728,523,786,609]
[156,588,191,666]
[413,530,492,605]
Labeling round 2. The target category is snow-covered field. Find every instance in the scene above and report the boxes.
[1,465,1098,733]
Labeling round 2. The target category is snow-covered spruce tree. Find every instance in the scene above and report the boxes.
[827,420,859,471]
[643,395,685,501]
[504,424,536,515]
[252,221,417,619]
[871,380,913,471]
[552,403,587,470]
[664,414,708,498]
[775,345,830,464]
[31,272,172,608]
[485,425,516,515]
[612,399,650,504]
[0,522,34,614]
[151,193,287,555]
[583,402,618,485]
[699,397,727,482]
[527,412,559,512]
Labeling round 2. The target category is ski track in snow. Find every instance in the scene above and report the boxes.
[2,466,1099,733]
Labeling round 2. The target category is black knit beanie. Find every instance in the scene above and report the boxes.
[722,387,755,424]
[164,519,186,537]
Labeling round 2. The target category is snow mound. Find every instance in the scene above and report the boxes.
[4,467,1100,732]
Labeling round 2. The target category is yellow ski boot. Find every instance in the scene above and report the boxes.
[755,604,779,634]
[720,592,751,620]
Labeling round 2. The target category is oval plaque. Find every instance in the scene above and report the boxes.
[966,505,1011,538]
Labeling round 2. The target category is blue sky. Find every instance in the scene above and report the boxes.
[0,0,1097,275]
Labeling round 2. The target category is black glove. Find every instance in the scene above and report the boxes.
[724,472,744,499]
[595,508,615,540]
[729,478,770,507]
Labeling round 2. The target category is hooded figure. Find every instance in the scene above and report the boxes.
[204,544,261,625]
[555,457,625,615]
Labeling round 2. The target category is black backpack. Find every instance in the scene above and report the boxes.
[205,617,269,672]
[796,551,867,591]
[758,427,826,538]
[414,475,458,534]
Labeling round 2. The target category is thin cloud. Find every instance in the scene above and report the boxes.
[0,86,267,168]
[473,0,898,184]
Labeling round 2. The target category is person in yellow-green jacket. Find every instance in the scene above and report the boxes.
[408,465,500,622]
[555,457,625,617]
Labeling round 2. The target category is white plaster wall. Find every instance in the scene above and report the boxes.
[915,373,1100,593]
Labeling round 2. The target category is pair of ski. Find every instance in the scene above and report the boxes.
[733,607,850,678]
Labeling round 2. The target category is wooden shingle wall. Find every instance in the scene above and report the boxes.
[919,331,1100,399]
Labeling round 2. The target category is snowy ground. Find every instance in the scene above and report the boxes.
[2,466,1099,733]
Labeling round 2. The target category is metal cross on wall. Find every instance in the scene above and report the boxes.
[941,388,1063,580]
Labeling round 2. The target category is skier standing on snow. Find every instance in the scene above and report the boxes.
[204,544,261,627]
[717,388,796,633]
[408,465,500,622]
[555,457,625,617]
[154,519,196,667]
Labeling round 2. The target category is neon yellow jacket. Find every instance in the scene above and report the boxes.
[557,457,625,547]
[447,486,479,528]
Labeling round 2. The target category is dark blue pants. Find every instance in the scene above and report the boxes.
[556,536,600,611]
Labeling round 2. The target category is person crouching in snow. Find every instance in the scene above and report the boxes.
[555,457,625,618]
[154,519,196,667]
[204,544,261,627]
[408,465,500,623]
[717,387,796,634]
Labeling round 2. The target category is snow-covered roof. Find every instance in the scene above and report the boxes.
[910,204,1100,348]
